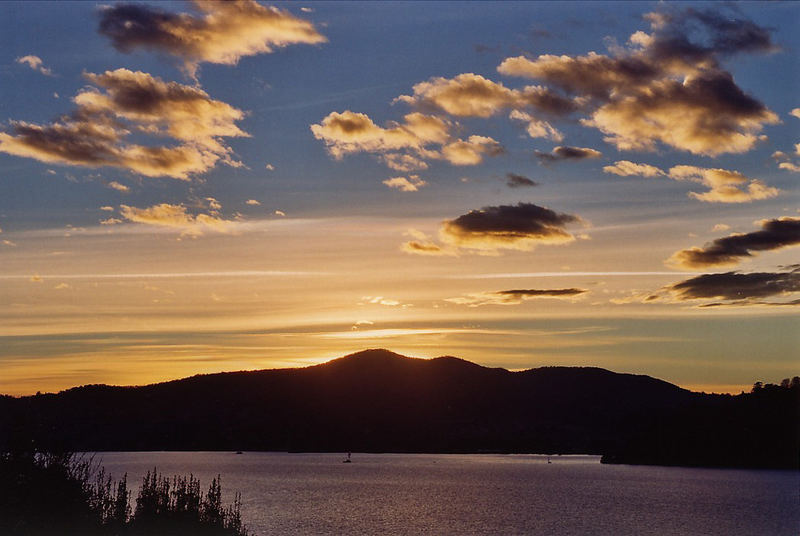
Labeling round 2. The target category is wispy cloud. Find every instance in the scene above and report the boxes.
[106,181,130,192]
[449,271,693,279]
[119,202,235,236]
[0,270,329,280]
[316,327,521,340]
[447,288,587,307]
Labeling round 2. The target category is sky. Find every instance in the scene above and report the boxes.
[0,1,798,396]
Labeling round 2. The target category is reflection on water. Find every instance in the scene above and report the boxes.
[98,452,799,536]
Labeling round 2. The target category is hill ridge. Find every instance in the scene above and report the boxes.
[1,348,795,469]
[26,348,675,396]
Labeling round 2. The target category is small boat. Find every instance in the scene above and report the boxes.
[343,452,352,463]
[236,451,243,455]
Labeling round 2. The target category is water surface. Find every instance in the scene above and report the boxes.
[98,452,799,535]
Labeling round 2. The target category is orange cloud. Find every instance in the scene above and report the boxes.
[602,160,665,177]
[310,111,449,160]
[400,229,457,256]
[667,165,779,203]
[120,202,235,236]
[98,0,326,77]
[508,110,563,142]
[383,175,426,192]
[311,110,502,170]
[583,73,778,155]
[0,69,246,179]
[603,162,779,203]
[441,136,503,165]
[772,148,800,173]
[499,8,779,156]
[395,72,577,118]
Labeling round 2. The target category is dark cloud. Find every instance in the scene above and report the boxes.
[99,4,184,53]
[400,241,451,256]
[698,298,800,308]
[98,1,326,77]
[447,287,587,306]
[530,28,553,41]
[649,8,776,63]
[506,173,538,188]
[497,288,586,298]
[441,202,582,252]
[668,217,800,269]
[401,202,584,255]
[667,269,800,302]
[474,44,498,54]
[535,146,602,163]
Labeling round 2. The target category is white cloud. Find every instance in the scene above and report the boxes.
[16,55,53,76]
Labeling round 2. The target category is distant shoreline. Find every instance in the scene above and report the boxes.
[3,351,797,472]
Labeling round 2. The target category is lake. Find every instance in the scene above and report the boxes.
[97,452,798,535]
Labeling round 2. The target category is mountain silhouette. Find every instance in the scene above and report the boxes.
[1,349,796,469]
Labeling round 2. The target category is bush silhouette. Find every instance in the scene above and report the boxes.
[0,452,249,536]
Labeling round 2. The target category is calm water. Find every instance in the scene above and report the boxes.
[97,452,798,535]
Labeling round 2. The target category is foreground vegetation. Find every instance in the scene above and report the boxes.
[0,452,249,536]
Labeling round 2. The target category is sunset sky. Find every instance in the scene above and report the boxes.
[1,1,798,396]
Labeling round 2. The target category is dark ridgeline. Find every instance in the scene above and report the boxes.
[0,349,797,469]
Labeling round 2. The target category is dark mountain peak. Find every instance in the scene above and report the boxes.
[319,348,415,368]
[344,348,411,362]
[429,355,503,373]
[317,350,506,379]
